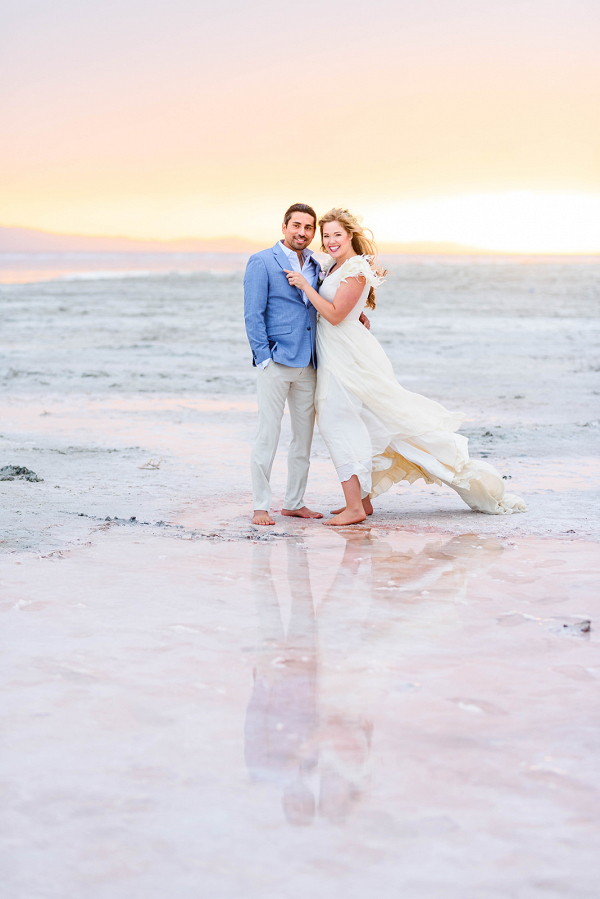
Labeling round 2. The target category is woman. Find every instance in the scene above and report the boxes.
[284,208,526,526]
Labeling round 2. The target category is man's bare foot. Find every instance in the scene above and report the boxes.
[324,508,367,527]
[253,510,275,526]
[331,497,373,516]
[281,506,324,519]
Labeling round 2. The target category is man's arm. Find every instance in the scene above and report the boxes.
[244,256,272,366]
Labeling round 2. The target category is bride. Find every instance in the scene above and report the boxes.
[284,207,527,526]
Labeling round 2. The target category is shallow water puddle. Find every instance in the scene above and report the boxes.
[1,529,599,897]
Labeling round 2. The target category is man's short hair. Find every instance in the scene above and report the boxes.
[283,203,317,229]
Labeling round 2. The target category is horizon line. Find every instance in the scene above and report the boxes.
[1,223,598,258]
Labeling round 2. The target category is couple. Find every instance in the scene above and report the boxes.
[244,203,526,526]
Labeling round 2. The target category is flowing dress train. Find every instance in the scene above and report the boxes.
[315,255,526,515]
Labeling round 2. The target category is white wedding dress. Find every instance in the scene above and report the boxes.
[315,255,526,515]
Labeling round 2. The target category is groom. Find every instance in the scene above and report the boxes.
[244,203,324,526]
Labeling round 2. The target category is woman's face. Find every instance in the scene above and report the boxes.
[322,221,353,260]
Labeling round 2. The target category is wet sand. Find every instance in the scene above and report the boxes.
[1,262,599,895]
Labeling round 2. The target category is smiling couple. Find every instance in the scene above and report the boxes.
[244,203,526,527]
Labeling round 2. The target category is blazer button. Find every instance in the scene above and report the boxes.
[307,326,311,330]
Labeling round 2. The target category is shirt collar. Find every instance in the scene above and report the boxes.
[279,240,314,264]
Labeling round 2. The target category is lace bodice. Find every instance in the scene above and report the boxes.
[318,255,385,321]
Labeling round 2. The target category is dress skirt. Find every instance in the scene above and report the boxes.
[315,316,526,515]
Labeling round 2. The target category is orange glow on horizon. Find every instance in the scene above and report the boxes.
[1,0,599,253]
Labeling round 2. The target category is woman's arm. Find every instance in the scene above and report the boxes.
[283,269,365,325]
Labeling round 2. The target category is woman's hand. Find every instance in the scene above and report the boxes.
[282,268,363,326]
[284,269,309,291]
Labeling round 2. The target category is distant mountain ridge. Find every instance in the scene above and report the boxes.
[0,225,263,254]
[4,224,594,257]
[0,224,502,256]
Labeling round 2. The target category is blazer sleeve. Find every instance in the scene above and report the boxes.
[244,255,271,366]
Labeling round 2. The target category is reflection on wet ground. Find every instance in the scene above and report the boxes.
[246,536,374,826]
[244,530,597,833]
[2,526,599,897]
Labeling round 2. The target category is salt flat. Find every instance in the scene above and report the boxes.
[1,259,598,546]
[1,258,599,897]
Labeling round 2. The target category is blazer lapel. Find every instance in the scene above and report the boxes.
[272,241,291,272]
[308,252,321,286]
[272,241,303,300]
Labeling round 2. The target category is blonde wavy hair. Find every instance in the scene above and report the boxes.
[318,207,387,309]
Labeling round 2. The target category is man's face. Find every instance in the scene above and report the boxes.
[281,213,316,252]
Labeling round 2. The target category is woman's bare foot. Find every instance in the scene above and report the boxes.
[324,507,367,527]
[331,497,373,516]
[253,510,275,526]
[281,506,323,519]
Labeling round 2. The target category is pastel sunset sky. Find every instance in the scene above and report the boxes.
[2,0,599,251]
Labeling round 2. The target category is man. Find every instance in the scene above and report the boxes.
[244,203,323,526]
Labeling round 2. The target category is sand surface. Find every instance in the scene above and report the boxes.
[1,259,599,896]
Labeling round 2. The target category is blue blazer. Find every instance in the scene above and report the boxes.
[244,241,320,368]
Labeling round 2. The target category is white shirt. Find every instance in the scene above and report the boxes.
[279,241,315,306]
[258,242,317,369]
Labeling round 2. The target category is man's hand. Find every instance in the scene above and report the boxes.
[359,311,371,330]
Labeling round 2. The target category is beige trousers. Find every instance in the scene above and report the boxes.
[251,362,317,512]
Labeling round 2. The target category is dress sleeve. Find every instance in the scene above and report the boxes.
[338,255,385,289]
